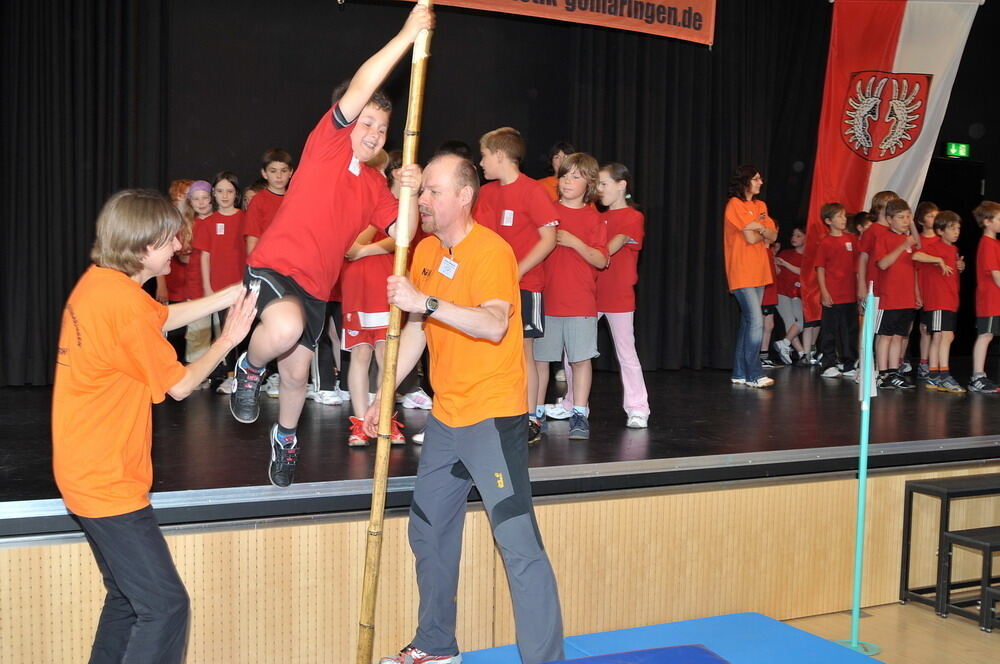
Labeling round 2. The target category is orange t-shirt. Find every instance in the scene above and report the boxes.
[723,197,777,291]
[536,175,559,201]
[52,266,186,518]
[410,223,526,427]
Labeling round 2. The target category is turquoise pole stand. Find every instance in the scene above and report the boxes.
[836,285,881,656]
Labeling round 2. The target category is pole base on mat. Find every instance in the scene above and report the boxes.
[834,639,881,655]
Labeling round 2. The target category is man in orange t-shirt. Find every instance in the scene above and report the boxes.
[52,190,257,664]
[364,155,563,664]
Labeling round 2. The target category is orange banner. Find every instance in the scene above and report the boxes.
[420,0,716,45]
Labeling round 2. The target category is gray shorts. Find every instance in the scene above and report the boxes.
[533,315,599,363]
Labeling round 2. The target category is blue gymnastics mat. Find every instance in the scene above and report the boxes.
[463,612,875,663]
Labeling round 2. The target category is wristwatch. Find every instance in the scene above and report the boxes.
[424,296,440,317]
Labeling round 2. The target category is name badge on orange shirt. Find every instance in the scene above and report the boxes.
[502,210,514,227]
[216,223,225,235]
[438,256,459,279]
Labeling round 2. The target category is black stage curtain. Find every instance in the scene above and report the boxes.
[568,0,831,371]
[2,0,833,384]
[1,0,167,385]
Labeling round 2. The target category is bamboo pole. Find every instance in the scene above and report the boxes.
[356,3,433,662]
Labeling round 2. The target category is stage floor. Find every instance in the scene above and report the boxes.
[2,364,999,536]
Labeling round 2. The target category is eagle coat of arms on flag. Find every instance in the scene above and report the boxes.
[841,71,932,162]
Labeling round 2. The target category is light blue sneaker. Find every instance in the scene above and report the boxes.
[568,412,590,440]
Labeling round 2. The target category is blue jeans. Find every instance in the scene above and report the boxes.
[732,286,765,382]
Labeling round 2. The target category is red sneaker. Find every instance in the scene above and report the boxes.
[347,416,369,447]
[390,416,406,445]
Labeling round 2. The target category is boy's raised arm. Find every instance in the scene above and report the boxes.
[337,4,434,124]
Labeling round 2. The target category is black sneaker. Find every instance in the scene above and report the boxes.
[876,372,896,390]
[230,352,264,424]
[268,424,299,488]
[528,417,542,445]
[968,376,1000,393]
[895,371,916,390]
[760,357,779,369]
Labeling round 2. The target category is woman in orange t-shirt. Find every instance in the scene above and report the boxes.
[536,141,575,202]
[53,189,257,663]
[723,164,777,388]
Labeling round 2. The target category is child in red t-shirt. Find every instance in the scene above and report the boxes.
[475,126,559,443]
[245,148,294,255]
[873,199,952,389]
[918,211,964,392]
[230,5,433,488]
[969,201,1000,392]
[913,201,940,380]
[193,171,247,392]
[856,190,899,303]
[594,162,648,428]
[340,224,405,446]
[773,226,805,364]
[814,203,858,378]
[184,180,215,367]
[533,153,609,440]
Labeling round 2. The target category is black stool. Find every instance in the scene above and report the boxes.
[986,586,1000,633]
[899,473,1000,613]
[940,526,1000,631]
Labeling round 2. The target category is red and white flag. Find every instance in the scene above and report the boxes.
[802,0,981,321]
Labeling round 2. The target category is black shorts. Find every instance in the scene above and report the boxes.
[803,319,821,329]
[244,266,327,351]
[876,308,914,337]
[977,316,1000,335]
[521,290,545,339]
[761,304,778,316]
[921,309,957,333]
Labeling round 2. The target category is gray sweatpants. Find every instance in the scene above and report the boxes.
[409,414,564,664]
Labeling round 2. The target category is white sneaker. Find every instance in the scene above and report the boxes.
[265,373,280,398]
[216,377,236,394]
[309,389,343,405]
[554,369,566,382]
[731,377,746,385]
[773,339,793,365]
[900,361,912,373]
[401,388,433,410]
[745,376,774,388]
[821,366,842,378]
[626,412,648,428]
[412,430,425,445]
[544,399,572,420]
[841,368,857,378]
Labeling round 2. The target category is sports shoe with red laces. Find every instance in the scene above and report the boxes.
[348,416,369,447]
[390,416,406,445]
[379,645,461,663]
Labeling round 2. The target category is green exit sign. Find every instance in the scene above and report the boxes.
[946,142,971,158]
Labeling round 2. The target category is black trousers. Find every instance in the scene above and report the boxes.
[820,302,859,371]
[75,506,189,664]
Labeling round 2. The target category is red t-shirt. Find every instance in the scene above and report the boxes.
[544,204,608,317]
[976,235,1000,317]
[915,235,940,305]
[473,174,559,293]
[597,207,644,313]
[244,188,285,238]
[859,222,890,292]
[192,210,247,293]
[874,231,916,310]
[814,234,857,305]
[248,105,398,301]
[920,240,959,312]
[775,248,803,298]
[163,254,188,302]
[763,249,779,306]
[339,228,392,330]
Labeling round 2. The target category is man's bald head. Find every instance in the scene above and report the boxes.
[426,153,479,207]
